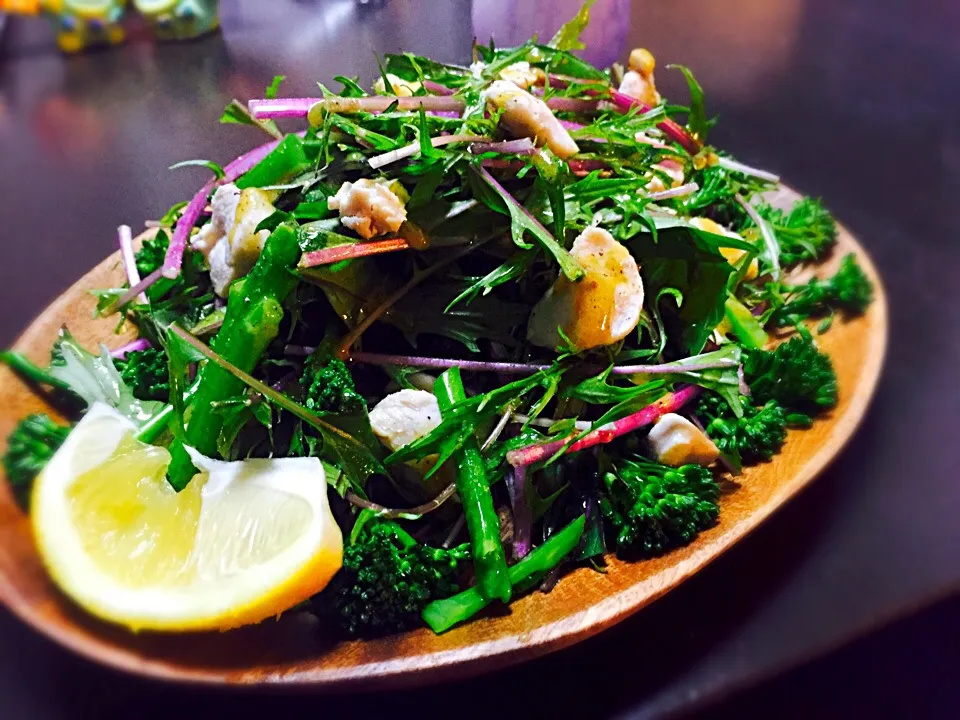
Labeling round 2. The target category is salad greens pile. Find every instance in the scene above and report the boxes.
[1,1,873,637]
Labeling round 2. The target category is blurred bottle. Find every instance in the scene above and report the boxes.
[40,1,127,53]
[133,0,219,42]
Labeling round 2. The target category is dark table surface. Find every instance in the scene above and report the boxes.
[1,1,959,717]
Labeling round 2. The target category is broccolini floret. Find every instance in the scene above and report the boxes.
[772,254,873,326]
[323,522,470,636]
[743,334,838,414]
[115,347,170,402]
[302,357,365,414]
[754,196,838,267]
[698,393,794,465]
[599,457,720,558]
[2,414,71,505]
[135,231,168,277]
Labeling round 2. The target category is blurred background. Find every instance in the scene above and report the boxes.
[1,1,958,717]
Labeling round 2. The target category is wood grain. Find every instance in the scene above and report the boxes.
[0,195,887,690]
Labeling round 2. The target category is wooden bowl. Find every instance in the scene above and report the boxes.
[0,195,887,689]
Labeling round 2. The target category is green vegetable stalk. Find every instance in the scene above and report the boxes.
[0,351,71,393]
[434,367,512,604]
[422,515,585,633]
[166,224,301,489]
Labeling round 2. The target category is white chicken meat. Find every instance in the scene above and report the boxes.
[527,227,644,351]
[328,178,407,240]
[647,413,720,467]
[618,47,661,107]
[369,389,443,453]
[191,183,277,297]
[482,80,579,159]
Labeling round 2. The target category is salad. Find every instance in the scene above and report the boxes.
[1,1,873,638]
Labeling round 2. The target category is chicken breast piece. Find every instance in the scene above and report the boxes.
[618,47,661,107]
[328,178,407,240]
[482,80,579,159]
[527,227,644,351]
[191,183,277,297]
[647,413,720,467]
[369,389,443,453]
[689,216,759,280]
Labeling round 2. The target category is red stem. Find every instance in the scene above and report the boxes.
[608,90,701,155]
[506,385,702,468]
[299,238,410,267]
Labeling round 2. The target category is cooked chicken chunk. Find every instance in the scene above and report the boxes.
[369,389,443,453]
[482,80,579,159]
[527,227,644,351]
[647,413,720,467]
[191,183,277,297]
[618,47,661,107]
[328,178,407,240]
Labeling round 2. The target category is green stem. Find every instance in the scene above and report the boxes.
[134,380,200,445]
[434,367,512,605]
[0,351,71,392]
[422,515,585,633]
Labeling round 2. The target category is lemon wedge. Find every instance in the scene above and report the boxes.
[31,403,342,632]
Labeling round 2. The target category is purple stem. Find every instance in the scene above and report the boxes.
[423,80,456,96]
[110,338,152,360]
[506,467,532,560]
[248,97,318,119]
[348,352,551,375]
[469,138,537,155]
[348,351,738,377]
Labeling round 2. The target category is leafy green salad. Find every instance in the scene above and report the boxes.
[1,1,873,637]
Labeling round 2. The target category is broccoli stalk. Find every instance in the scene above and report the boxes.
[599,457,720,558]
[422,515,586,634]
[743,333,838,414]
[322,522,470,636]
[2,414,71,506]
[115,347,171,402]
[772,253,873,326]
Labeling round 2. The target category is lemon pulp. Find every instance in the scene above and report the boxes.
[67,434,313,589]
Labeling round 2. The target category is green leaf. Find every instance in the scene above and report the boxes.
[446,251,536,310]
[264,74,286,99]
[564,369,665,405]
[549,0,597,51]
[219,99,282,139]
[235,134,311,190]
[168,159,226,180]
[667,64,709,142]
[630,227,735,353]
[472,165,584,282]
[49,329,162,426]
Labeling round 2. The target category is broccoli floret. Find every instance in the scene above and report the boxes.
[323,522,470,636]
[302,357,365,414]
[743,334,838,414]
[773,254,873,326]
[698,392,795,465]
[599,457,720,558]
[135,231,169,277]
[754,196,838,267]
[3,414,71,505]
[115,347,170,402]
